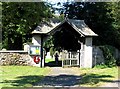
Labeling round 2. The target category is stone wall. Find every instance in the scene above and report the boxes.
[0,47,120,67]
[114,49,120,59]
[92,46,104,67]
[0,51,33,66]
[92,46,120,67]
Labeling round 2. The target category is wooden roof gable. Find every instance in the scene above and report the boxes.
[32,19,98,37]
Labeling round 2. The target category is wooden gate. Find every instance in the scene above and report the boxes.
[61,51,80,67]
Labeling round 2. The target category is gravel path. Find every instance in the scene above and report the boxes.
[34,67,120,88]
[34,67,81,87]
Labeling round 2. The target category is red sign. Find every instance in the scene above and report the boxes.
[34,56,40,64]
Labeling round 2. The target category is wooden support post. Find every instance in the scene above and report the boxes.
[70,52,71,66]
[40,35,43,67]
[79,51,80,67]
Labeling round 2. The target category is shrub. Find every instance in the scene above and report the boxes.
[116,58,120,66]
[99,45,116,67]
[94,64,108,69]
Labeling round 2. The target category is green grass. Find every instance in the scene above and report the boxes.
[0,66,50,87]
[0,65,118,88]
[79,66,118,87]
[45,58,54,63]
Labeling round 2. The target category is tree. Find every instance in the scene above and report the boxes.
[2,2,53,49]
[112,2,120,49]
[0,2,2,50]
[61,2,120,49]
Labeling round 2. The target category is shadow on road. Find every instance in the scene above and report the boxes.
[35,74,82,86]
[45,61,62,67]
[1,73,119,87]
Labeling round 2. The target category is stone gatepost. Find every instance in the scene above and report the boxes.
[80,37,93,68]
[32,34,44,67]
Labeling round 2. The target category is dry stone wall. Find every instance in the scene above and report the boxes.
[0,51,33,66]
[0,46,120,67]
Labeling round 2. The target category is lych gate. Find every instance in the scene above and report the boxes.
[31,19,98,68]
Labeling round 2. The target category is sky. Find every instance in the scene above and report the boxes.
[44,0,72,15]
[45,0,70,4]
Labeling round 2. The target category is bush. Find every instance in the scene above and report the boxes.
[116,58,120,66]
[94,64,108,69]
[99,45,116,67]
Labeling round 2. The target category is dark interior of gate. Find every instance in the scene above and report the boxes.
[45,22,83,67]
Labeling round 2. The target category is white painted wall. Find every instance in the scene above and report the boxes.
[24,44,30,52]
[80,42,84,67]
[28,55,41,67]
[31,35,42,67]
[80,37,93,68]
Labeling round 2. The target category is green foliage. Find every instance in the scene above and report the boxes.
[2,2,53,49]
[99,45,116,67]
[60,2,120,49]
[112,2,120,29]
[59,14,65,21]
[112,2,120,49]
[43,36,54,50]
[116,58,120,66]
[94,64,108,69]
[49,47,56,57]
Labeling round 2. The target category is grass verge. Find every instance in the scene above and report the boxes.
[79,66,118,87]
[0,66,50,87]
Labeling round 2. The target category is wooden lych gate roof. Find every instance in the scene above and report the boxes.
[32,19,98,37]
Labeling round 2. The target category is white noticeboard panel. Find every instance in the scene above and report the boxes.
[29,46,41,55]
